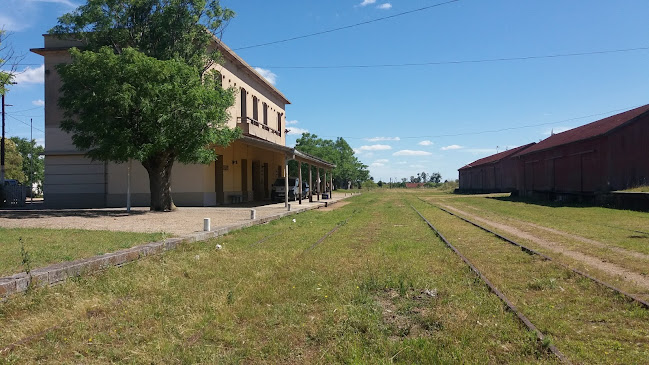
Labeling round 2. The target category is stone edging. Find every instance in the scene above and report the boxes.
[0,195,355,301]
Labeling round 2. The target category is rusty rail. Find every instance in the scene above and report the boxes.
[417,197,649,310]
[409,204,569,363]
[306,214,355,251]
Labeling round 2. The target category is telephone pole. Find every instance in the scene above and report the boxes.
[1,83,16,184]
[1,93,6,184]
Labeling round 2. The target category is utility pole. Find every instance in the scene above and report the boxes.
[1,84,16,184]
[1,93,6,184]
[30,118,33,203]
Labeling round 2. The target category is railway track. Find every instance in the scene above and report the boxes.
[411,197,649,364]
[409,204,569,363]
[417,197,649,309]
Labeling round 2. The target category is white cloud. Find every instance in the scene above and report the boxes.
[365,136,400,142]
[375,159,389,163]
[14,65,44,85]
[358,144,392,151]
[393,150,432,156]
[370,162,385,167]
[377,3,392,9]
[441,144,463,151]
[286,120,299,125]
[359,0,376,6]
[409,164,425,168]
[0,14,31,31]
[30,0,78,7]
[254,67,277,85]
[418,140,433,146]
[286,127,308,136]
[32,99,45,106]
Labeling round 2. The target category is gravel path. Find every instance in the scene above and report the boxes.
[0,193,351,236]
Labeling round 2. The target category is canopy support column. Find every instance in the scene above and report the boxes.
[309,164,313,202]
[298,161,302,204]
[284,157,289,208]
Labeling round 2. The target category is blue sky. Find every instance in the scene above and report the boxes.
[2,0,649,181]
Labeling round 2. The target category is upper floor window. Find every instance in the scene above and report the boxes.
[263,102,268,125]
[252,96,258,121]
[277,112,282,136]
[212,71,222,88]
[240,88,247,119]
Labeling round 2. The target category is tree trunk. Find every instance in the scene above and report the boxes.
[142,152,176,211]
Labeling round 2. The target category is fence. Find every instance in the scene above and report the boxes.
[1,185,26,207]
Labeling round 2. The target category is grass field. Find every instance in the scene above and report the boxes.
[417,192,649,301]
[0,228,166,277]
[0,192,553,363]
[1,189,648,363]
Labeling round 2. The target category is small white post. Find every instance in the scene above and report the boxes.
[250,209,256,220]
[203,218,211,231]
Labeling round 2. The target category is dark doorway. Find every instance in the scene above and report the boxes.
[252,160,263,201]
[263,163,269,198]
[215,155,224,204]
[241,159,248,201]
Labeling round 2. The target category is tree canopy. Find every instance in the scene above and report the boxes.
[10,137,44,192]
[0,30,18,94]
[292,133,370,188]
[51,0,238,211]
[0,138,25,182]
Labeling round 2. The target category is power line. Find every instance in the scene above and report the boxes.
[6,106,43,113]
[318,105,644,140]
[5,114,45,133]
[256,46,649,69]
[233,0,460,51]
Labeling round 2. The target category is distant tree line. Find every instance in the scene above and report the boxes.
[289,133,370,189]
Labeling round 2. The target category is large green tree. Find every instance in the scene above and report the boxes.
[50,0,238,211]
[10,137,45,193]
[0,138,25,182]
[292,133,370,189]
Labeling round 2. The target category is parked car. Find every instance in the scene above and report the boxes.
[271,178,309,202]
[3,179,19,186]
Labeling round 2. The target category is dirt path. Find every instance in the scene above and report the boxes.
[447,203,649,261]
[437,203,649,292]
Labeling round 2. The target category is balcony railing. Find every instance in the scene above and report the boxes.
[237,116,282,137]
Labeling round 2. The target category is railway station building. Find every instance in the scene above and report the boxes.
[32,35,334,208]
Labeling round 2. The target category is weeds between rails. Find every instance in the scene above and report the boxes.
[416,197,649,310]
[408,204,568,363]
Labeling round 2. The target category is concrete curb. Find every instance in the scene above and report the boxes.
[0,194,357,301]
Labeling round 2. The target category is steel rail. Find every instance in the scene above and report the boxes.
[409,204,569,363]
[305,213,355,251]
[417,198,649,310]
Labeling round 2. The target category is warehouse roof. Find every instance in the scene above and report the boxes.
[515,104,649,156]
[459,143,535,171]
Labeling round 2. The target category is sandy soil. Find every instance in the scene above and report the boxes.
[0,193,350,236]
[438,203,649,292]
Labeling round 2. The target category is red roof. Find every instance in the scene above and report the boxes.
[459,143,535,171]
[516,104,649,156]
